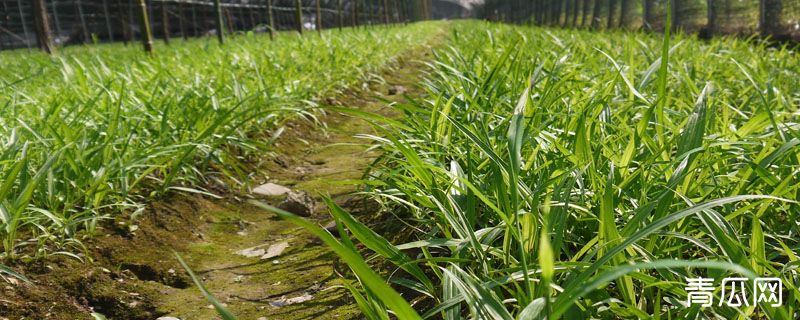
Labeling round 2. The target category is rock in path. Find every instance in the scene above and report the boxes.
[324,221,339,237]
[277,191,315,217]
[236,245,267,258]
[269,293,314,307]
[261,242,289,260]
[388,85,407,95]
[253,183,291,196]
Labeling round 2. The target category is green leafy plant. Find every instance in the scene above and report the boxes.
[287,21,798,319]
[0,22,444,262]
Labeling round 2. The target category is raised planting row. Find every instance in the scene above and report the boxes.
[288,21,799,319]
[0,22,444,268]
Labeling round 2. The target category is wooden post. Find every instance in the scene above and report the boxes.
[337,0,342,30]
[101,0,114,41]
[294,0,303,34]
[238,7,245,31]
[352,0,358,27]
[161,1,170,44]
[368,0,374,26]
[178,2,187,40]
[137,0,153,53]
[225,8,234,33]
[32,0,54,53]
[315,0,321,34]
[266,0,274,39]
[129,0,136,41]
[191,3,198,36]
[400,0,407,23]
[382,0,388,25]
[249,6,256,30]
[393,0,401,23]
[213,0,224,43]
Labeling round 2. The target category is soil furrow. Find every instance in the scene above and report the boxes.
[2,28,443,320]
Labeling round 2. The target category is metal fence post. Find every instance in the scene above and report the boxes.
[75,0,89,43]
[316,0,322,34]
[294,0,303,34]
[137,0,153,52]
[213,0,225,43]
[266,0,275,39]
[102,0,114,41]
[161,1,170,44]
[179,2,187,40]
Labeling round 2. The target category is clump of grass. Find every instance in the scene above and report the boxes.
[0,22,444,261]
[283,21,798,318]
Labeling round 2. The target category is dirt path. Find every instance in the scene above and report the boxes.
[154,39,438,320]
[2,28,443,320]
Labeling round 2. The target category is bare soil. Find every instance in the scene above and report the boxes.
[1,30,441,320]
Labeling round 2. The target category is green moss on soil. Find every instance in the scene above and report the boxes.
[2,23,446,320]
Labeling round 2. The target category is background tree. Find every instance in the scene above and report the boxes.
[706,0,721,36]
[581,0,592,28]
[591,0,604,29]
[607,0,616,29]
[563,0,572,26]
[643,0,654,30]
[32,0,55,53]
[760,0,783,37]
[571,0,581,27]
[618,0,631,28]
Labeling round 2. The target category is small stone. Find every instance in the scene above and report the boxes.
[388,85,407,95]
[324,97,341,106]
[261,242,289,260]
[269,293,313,307]
[257,317,268,320]
[323,221,339,237]
[252,183,291,197]
[156,317,181,320]
[293,166,310,175]
[277,191,315,217]
[236,246,267,258]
